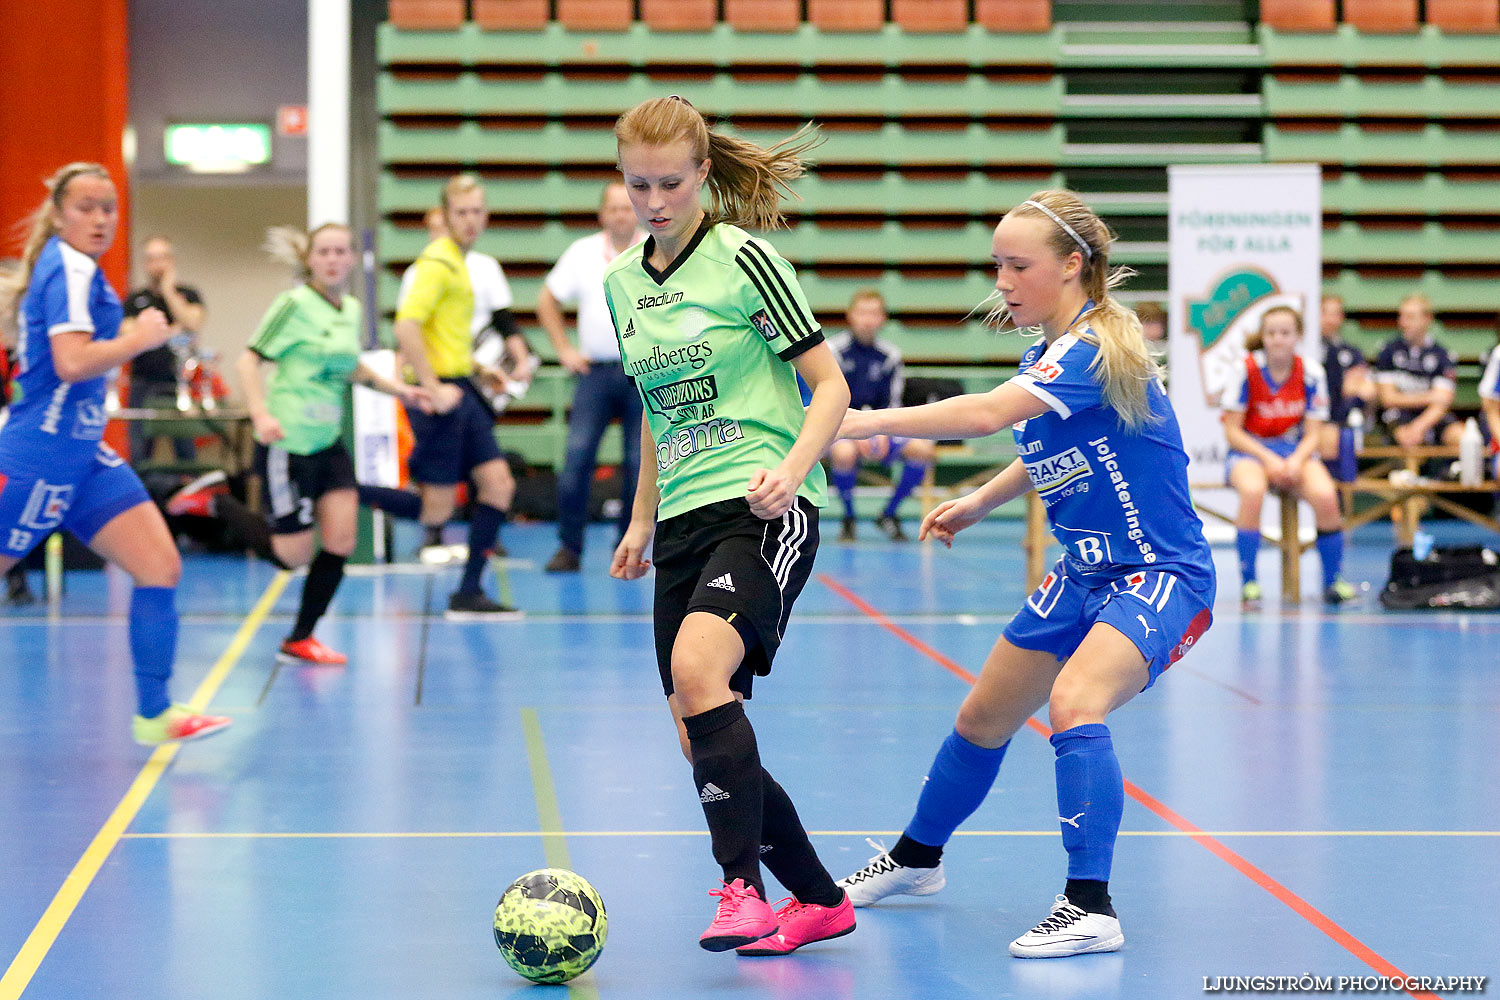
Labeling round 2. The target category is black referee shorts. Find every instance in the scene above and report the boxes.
[255,440,358,536]
[651,496,819,700]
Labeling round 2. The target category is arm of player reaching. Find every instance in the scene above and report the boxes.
[746,341,850,520]
[611,415,660,581]
[839,381,1049,443]
[920,458,1033,548]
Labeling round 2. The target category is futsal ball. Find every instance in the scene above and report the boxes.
[493,868,608,984]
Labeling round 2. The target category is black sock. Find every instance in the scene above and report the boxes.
[215,495,284,568]
[458,503,505,594]
[287,550,347,643]
[358,484,423,521]
[683,700,765,898]
[890,834,943,870]
[1064,878,1115,917]
[759,768,842,906]
[423,525,444,548]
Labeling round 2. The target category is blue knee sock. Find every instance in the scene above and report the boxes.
[1236,529,1262,583]
[459,503,504,595]
[883,461,929,518]
[130,586,176,718]
[904,729,1010,847]
[1050,723,1123,882]
[1316,529,1344,588]
[832,467,857,520]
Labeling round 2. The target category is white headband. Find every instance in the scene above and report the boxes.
[1023,200,1093,260]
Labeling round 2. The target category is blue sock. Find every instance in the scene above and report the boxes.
[832,467,857,520]
[130,586,176,718]
[459,503,504,594]
[1050,723,1123,882]
[904,729,1010,847]
[1236,529,1261,583]
[884,461,929,518]
[1316,529,1344,588]
[357,484,422,521]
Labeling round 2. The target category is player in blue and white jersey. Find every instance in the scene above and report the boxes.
[0,163,229,746]
[834,189,1215,959]
[1374,293,1463,450]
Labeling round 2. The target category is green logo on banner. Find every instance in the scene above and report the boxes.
[1187,269,1278,349]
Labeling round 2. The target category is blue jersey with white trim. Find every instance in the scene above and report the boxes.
[0,237,122,470]
[1009,331,1214,592]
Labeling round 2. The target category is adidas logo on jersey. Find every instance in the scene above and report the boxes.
[622,318,636,338]
[699,783,731,803]
[705,573,735,593]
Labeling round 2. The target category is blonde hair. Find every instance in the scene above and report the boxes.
[1398,292,1433,317]
[440,173,483,212]
[1244,305,1302,352]
[993,189,1160,430]
[1,162,112,333]
[614,96,821,231]
[264,223,351,281]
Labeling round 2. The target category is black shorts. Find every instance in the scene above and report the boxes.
[255,440,358,535]
[652,496,819,700]
[405,378,502,485]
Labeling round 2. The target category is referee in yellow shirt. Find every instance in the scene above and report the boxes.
[393,174,519,617]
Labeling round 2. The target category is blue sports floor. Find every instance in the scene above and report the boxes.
[2,516,1496,1000]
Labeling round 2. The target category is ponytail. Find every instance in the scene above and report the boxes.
[264,222,350,281]
[995,189,1161,430]
[1,162,111,335]
[615,96,821,231]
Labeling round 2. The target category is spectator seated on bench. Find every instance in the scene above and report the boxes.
[1220,305,1355,607]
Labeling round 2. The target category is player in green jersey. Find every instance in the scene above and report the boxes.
[169,224,428,663]
[605,95,855,956]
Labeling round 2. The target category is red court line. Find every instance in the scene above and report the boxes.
[817,573,1438,1000]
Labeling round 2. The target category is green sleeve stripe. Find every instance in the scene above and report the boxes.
[250,296,300,352]
[736,243,815,343]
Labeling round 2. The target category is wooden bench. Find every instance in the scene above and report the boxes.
[917,445,1051,591]
[1191,487,1310,603]
[1339,444,1499,545]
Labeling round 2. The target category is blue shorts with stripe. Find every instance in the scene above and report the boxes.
[0,443,151,559]
[1225,434,1299,482]
[1004,557,1214,691]
[651,496,818,700]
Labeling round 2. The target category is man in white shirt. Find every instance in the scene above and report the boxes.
[537,183,644,573]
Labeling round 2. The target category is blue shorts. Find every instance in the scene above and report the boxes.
[1003,559,1214,691]
[0,443,151,558]
[404,379,503,486]
[1225,435,1299,482]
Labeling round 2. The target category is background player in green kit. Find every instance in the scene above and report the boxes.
[174,224,428,664]
[605,95,855,956]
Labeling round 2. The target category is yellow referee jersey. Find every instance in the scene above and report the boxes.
[396,236,474,378]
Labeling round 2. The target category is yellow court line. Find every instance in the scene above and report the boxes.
[0,572,289,1000]
[520,708,600,1000]
[117,828,1500,840]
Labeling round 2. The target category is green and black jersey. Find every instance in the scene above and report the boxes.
[603,220,828,520]
[248,284,362,455]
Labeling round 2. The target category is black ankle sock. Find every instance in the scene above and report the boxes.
[215,495,284,568]
[890,834,943,870]
[758,768,842,906]
[1065,878,1115,917]
[287,550,347,643]
[460,503,505,593]
[423,525,444,548]
[683,701,765,899]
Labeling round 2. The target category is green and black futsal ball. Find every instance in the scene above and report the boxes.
[493,868,608,983]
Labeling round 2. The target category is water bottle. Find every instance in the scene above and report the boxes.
[1413,530,1435,561]
[1336,425,1356,482]
[1458,417,1483,487]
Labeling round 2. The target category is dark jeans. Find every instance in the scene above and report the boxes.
[556,362,642,554]
[128,379,195,463]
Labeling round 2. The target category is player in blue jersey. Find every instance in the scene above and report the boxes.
[1221,305,1354,606]
[0,163,229,745]
[826,288,936,542]
[833,189,1216,958]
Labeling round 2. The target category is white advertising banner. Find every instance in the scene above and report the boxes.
[1167,164,1323,530]
[352,349,400,488]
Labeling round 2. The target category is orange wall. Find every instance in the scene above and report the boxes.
[0,0,131,291]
